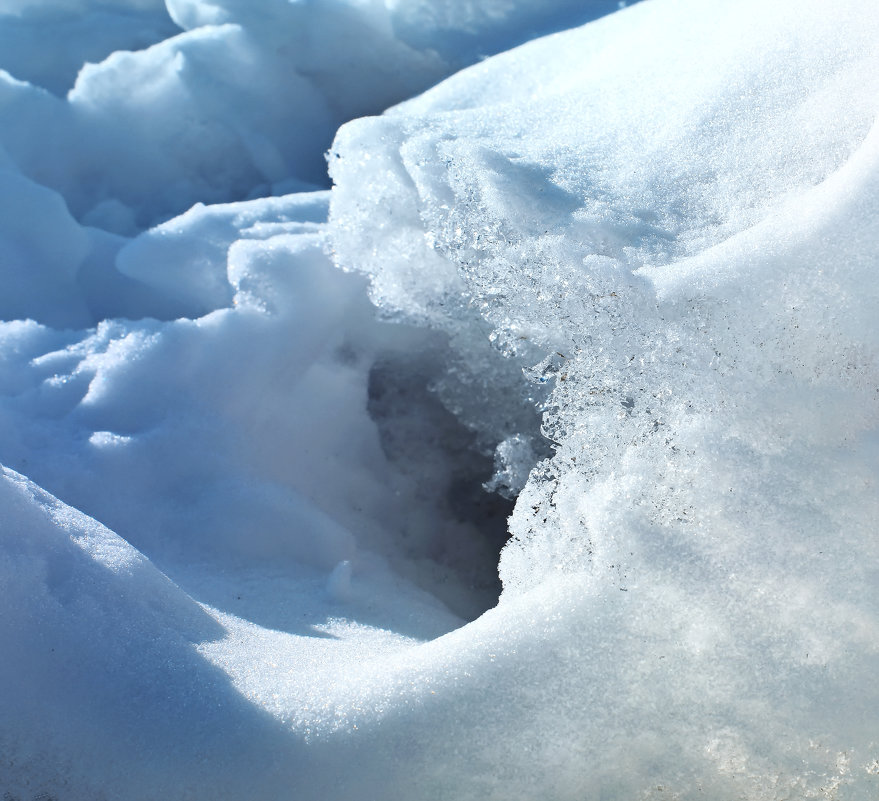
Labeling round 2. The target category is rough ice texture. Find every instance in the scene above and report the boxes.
[2,0,879,799]
[329,0,879,795]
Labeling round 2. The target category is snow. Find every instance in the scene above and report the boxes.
[2,0,879,799]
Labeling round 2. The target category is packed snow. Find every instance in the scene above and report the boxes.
[2,0,878,799]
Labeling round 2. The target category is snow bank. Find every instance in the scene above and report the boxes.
[2,0,878,798]
[0,464,471,800]
[0,190,505,618]
[0,0,176,97]
[0,465,237,798]
[0,0,627,233]
[329,0,879,794]
[0,192,497,797]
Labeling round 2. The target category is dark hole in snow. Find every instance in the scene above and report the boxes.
[367,355,514,620]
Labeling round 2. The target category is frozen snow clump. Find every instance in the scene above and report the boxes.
[330,0,879,795]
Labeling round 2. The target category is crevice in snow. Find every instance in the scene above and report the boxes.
[366,351,515,620]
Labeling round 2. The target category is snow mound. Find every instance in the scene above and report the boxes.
[0,0,628,232]
[0,465,231,798]
[2,0,879,798]
[329,0,879,795]
[0,0,176,97]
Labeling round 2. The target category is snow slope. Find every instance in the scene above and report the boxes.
[2,0,879,799]
[0,0,629,231]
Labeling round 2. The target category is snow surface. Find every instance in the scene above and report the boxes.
[2,0,879,799]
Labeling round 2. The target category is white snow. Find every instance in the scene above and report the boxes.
[2,0,878,799]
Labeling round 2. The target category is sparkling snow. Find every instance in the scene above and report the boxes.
[1,0,878,799]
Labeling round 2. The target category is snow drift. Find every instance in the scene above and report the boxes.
[2,0,878,799]
[330,0,879,795]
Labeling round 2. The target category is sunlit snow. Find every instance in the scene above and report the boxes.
[1,0,878,799]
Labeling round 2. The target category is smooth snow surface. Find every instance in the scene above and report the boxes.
[2,0,879,799]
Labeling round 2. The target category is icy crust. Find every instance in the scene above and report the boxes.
[329,0,879,794]
[330,0,879,585]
